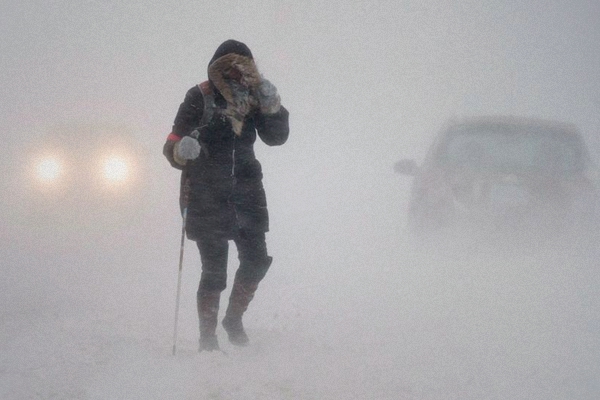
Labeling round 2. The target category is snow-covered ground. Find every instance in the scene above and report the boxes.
[2,1,600,398]
[2,210,599,399]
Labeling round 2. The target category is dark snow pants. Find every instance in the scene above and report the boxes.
[196,230,272,293]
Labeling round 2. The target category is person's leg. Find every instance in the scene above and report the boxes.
[196,236,229,351]
[223,230,272,345]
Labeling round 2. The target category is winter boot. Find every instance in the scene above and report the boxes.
[197,290,221,352]
[222,281,259,346]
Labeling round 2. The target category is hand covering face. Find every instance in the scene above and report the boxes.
[208,53,280,135]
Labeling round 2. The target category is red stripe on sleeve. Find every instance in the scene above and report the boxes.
[166,132,181,142]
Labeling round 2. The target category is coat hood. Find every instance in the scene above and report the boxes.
[209,40,253,67]
[206,40,261,136]
[206,39,259,103]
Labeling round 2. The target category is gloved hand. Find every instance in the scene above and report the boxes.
[257,79,281,114]
[173,135,201,165]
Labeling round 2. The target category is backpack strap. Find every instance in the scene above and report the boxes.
[194,80,215,156]
[197,80,215,129]
[198,80,212,95]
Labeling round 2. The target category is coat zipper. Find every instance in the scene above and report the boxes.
[231,134,241,229]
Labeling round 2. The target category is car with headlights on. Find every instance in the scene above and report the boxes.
[394,116,600,244]
[1,123,153,239]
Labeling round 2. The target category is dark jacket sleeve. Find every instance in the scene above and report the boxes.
[172,86,204,136]
[254,105,290,146]
[162,140,182,170]
[163,86,205,170]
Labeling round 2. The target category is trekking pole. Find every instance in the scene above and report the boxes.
[172,175,191,356]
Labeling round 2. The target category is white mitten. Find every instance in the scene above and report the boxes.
[257,79,281,114]
[173,136,201,165]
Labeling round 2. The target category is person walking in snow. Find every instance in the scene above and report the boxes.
[163,40,289,352]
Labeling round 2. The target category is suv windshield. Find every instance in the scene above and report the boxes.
[439,125,584,173]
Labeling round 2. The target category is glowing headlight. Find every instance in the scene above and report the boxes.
[36,158,62,182]
[102,157,129,183]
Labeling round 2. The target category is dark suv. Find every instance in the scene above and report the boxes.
[395,116,599,242]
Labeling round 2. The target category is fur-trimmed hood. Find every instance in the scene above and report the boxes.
[206,40,281,135]
[208,52,261,106]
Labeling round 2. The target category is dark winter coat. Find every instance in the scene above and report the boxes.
[164,72,289,240]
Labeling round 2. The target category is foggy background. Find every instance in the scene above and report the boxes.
[1,1,599,399]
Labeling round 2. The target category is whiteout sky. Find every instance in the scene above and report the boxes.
[1,1,600,399]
